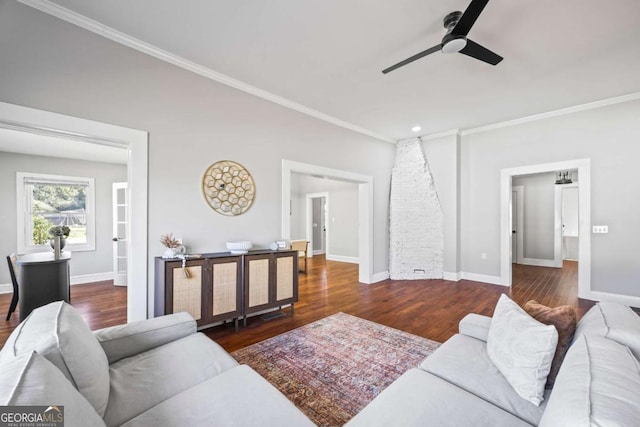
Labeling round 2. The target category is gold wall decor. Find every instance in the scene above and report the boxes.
[202,160,256,216]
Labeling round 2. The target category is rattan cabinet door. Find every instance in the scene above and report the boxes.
[171,260,204,321]
[210,258,242,321]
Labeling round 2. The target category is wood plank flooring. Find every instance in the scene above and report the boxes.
[0,258,593,351]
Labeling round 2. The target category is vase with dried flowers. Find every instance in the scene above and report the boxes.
[49,225,71,252]
[160,233,183,258]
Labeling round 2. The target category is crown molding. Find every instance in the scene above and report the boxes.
[460,92,640,136]
[18,0,395,144]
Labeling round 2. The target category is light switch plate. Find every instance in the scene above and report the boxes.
[592,225,609,234]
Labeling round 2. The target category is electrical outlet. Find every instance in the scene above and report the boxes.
[592,225,609,234]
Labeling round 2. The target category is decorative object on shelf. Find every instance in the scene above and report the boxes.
[554,171,573,185]
[202,160,256,216]
[270,240,288,251]
[160,233,183,258]
[48,225,70,252]
[226,240,253,254]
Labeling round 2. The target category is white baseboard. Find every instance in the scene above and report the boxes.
[588,291,640,309]
[520,258,557,268]
[325,254,359,264]
[371,271,390,283]
[312,250,325,256]
[70,272,113,285]
[460,272,508,286]
[0,271,114,294]
[443,272,462,282]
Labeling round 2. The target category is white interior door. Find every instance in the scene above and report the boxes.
[562,186,579,260]
[511,190,517,263]
[112,182,128,286]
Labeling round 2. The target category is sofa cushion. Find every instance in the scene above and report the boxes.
[345,368,532,427]
[487,294,558,406]
[0,351,105,427]
[574,302,640,360]
[0,301,110,416]
[539,335,640,426]
[523,300,577,388]
[103,332,238,427]
[119,365,315,427]
[421,333,548,425]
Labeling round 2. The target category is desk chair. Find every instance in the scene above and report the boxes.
[290,240,309,273]
[6,254,18,321]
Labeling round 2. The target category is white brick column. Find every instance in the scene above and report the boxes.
[389,139,443,279]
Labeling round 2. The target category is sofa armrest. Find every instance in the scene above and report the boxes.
[459,313,492,342]
[93,312,196,364]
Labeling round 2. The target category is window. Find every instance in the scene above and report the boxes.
[17,172,96,253]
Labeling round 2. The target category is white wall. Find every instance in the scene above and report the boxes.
[0,2,394,304]
[512,172,556,260]
[290,173,358,259]
[0,151,127,284]
[459,99,640,297]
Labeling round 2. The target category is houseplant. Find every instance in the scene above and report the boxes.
[48,225,71,251]
[160,233,183,258]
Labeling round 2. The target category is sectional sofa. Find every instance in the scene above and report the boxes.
[2,299,639,426]
[347,300,640,426]
[0,301,314,427]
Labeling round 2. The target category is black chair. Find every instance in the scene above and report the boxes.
[6,254,19,321]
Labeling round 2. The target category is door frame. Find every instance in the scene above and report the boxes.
[0,101,148,321]
[282,160,373,284]
[112,182,128,287]
[305,192,329,258]
[511,185,524,264]
[500,159,591,298]
[555,182,579,266]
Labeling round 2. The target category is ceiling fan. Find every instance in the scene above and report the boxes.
[382,0,502,74]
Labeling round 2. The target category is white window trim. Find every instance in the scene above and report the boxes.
[17,171,96,253]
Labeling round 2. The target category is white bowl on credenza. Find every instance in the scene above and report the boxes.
[226,240,253,254]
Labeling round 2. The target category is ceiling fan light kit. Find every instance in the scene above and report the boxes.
[382,0,503,74]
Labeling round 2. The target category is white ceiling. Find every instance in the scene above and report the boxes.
[0,127,127,164]
[37,0,640,140]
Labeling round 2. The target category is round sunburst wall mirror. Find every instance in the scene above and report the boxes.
[202,160,255,216]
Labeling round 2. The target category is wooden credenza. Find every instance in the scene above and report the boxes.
[154,250,298,330]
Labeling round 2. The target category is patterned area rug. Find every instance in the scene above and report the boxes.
[231,312,440,426]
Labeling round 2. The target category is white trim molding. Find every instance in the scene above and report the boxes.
[371,271,390,283]
[326,255,359,264]
[0,101,148,322]
[443,272,462,282]
[520,258,556,268]
[460,272,507,286]
[0,271,114,293]
[17,0,393,145]
[282,160,373,284]
[500,159,591,298]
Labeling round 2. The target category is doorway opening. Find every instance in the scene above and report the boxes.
[306,193,329,257]
[0,101,148,321]
[281,160,373,283]
[500,159,591,299]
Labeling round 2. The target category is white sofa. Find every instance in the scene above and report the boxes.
[347,301,640,426]
[0,301,315,427]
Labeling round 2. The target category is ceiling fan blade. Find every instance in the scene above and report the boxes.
[459,39,503,65]
[382,44,442,74]
[452,0,490,36]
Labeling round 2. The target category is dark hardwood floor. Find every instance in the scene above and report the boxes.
[0,258,593,351]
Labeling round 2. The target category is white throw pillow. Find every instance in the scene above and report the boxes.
[487,294,558,406]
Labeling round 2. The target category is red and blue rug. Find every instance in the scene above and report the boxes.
[231,312,440,426]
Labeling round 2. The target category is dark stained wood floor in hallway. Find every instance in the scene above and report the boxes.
[0,258,593,351]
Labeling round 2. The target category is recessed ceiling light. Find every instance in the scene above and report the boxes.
[411,126,421,132]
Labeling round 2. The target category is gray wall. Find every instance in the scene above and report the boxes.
[512,172,556,260]
[459,99,640,296]
[0,2,394,286]
[0,151,127,283]
[290,174,359,258]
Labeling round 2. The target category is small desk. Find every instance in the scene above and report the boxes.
[17,252,71,321]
